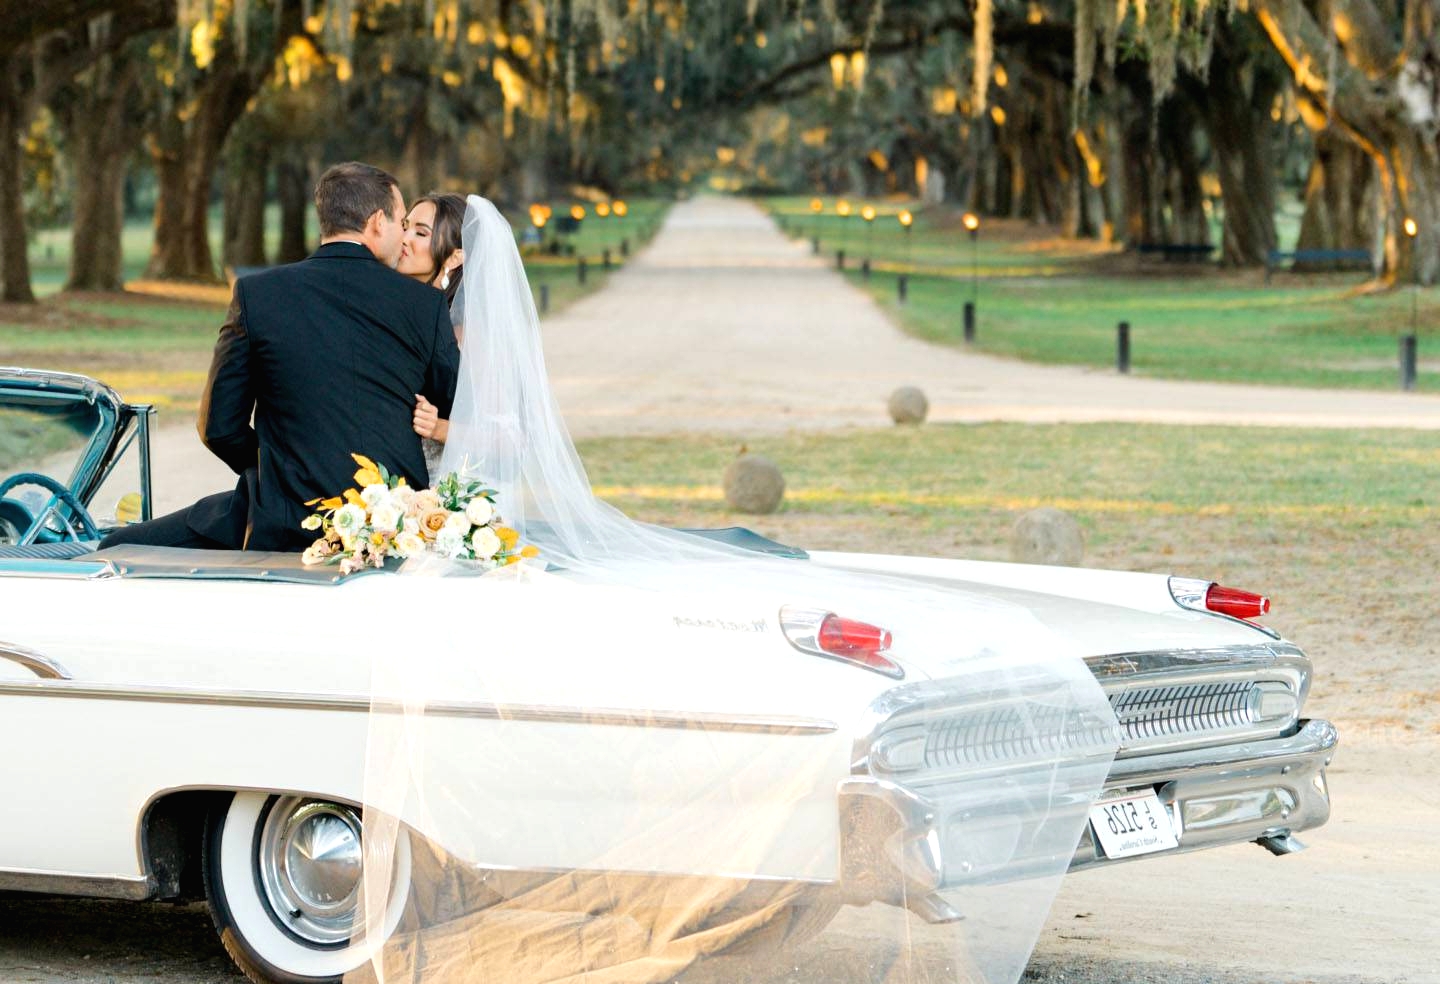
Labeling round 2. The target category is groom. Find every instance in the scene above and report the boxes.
[100,162,460,553]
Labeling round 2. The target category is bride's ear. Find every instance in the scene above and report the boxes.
[446,249,465,272]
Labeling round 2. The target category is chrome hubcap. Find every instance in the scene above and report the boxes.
[258,797,364,945]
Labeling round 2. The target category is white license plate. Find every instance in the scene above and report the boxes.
[1089,790,1179,860]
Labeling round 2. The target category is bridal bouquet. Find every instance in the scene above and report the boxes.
[301,453,537,575]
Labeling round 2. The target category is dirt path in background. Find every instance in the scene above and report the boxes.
[538,196,1440,436]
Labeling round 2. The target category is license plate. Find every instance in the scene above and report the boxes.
[1089,790,1179,860]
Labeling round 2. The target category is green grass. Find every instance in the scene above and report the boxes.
[762,196,1439,392]
[579,423,1439,532]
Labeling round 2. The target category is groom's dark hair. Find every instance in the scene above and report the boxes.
[314,162,400,237]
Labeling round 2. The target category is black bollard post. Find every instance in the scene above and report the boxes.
[1401,334,1418,391]
[836,249,846,270]
[963,302,976,343]
[602,248,612,270]
[620,239,630,257]
[811,235,820,255]
[1117,321,1131,374]
[539,283,550,313]
[861,258,871,281]
[578,258,588,285]
[897,274,908,304]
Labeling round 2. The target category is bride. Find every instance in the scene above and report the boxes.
[350,195,1120,984]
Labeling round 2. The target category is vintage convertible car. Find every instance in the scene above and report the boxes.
[0,367,1338,984]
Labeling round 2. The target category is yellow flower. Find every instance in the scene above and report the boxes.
[351,452,383,488]
[495,525,520,548]
[343,488,366,507]
[319,496,344,510]
[520,544,540,558]
[370,531,387,547]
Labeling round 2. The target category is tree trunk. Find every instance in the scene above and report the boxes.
[223,129,269,270]
[63,55,140,291]
[401,93,438,195]
[1200,21,1280,267]
[1295,131,1376,255]
[0,52,35,304]
[1121,115,1166,245]
[1254,0,1440,284]
[146,61,265,281]
[275,153,310,264]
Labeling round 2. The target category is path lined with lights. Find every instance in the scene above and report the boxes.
[539,195,1440,436]
[148,195,1438,514]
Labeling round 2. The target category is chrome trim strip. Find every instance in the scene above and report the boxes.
[0,679,838,735]
[0,642,72,679]
[0,560,114,580]
[0,867,155,900]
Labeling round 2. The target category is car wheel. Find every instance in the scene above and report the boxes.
[203,792,412,984]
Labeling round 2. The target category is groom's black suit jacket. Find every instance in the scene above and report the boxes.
[191,242,461,551]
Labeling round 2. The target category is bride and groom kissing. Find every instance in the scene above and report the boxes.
[100,162,471,554]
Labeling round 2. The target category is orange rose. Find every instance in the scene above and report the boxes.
[420,508,451,540]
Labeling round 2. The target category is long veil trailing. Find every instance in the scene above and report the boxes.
[347,197,1120,984]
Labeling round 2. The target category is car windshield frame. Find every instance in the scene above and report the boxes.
[0,368,146,512]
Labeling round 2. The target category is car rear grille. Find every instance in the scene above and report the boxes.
[915,681,1269,772]
[922,704,1119,771]
[1110,680,1255,746]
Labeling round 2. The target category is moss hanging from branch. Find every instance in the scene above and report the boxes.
[1069,0,1227,109]
[971,0,992,113]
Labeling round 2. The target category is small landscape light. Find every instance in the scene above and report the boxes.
[962,212,980,234]
[898,210,913,228]
[810,198,823,213]
[837,199,852,217]
[570,204,586,221]
[861,205,876,222]
[1404,217,1418,238]
[597,202,612,218]
[613,200,629,217]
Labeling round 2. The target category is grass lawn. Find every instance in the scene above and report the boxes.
[4,199,670,413]
[764,196,1440,393]
[576,422,1440,735]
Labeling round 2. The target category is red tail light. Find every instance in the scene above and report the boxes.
[1205,584,1270,620]
[779,606,903,678]
[818,614,894,663]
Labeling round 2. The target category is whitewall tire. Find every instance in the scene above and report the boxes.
[203,792,411,984]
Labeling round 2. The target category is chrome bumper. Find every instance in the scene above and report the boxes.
[837,719,1337,918]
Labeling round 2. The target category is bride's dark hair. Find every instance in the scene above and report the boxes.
[414,192,467,306]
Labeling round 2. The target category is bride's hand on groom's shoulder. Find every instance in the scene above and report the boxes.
[414,394,448,444]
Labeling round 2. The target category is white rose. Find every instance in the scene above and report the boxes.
[442,511,472,536]
[360,484,391,509]
[333,503,366,536]
[392,531,426,558]
[434,526,465,558]
[391,485,416,510]
[464,497,495,526]
[370,504,402,534]
[469,525,502,560]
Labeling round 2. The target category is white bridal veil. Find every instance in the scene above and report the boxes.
[347,197,1120,984]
